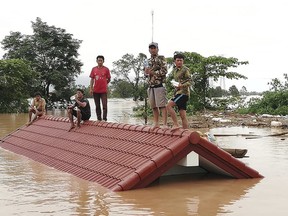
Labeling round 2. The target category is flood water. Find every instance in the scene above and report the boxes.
[1,98,288,215]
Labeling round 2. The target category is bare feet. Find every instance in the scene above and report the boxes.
[150,125,160,131]
[26,122,32,126]
[171,126,181,132]
[68,125,75,132]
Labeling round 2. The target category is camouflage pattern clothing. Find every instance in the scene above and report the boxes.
[170,65,192,96]
[147,55,167,87]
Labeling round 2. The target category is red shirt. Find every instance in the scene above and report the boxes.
[89,66,111,93]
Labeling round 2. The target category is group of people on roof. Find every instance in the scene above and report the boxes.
[27,42,193,131]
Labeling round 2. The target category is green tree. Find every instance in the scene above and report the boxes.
[238,74,288,115]
[239,91,288,115]
[268,73,288,91]
[0,59,38,112]
[210,86,225,97]
[111,53,147,101]
[1,17,83,98]
[239,86,248,95]
[110,79,134,98]
[229,85,240,97]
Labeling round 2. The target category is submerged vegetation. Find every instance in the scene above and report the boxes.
[237,74,288,115]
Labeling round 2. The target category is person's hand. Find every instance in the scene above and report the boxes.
[144,67,149,74]
[145,68,152,75]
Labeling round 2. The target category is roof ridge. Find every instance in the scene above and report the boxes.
[42,115,192,138]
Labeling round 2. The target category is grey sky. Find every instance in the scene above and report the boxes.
[1,0,287,92]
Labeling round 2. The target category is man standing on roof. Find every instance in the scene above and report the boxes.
[144,42,168,129]
[89,55,111,121]
[67,88,91,131]
[27,92,46,126]
[166,53,192,129]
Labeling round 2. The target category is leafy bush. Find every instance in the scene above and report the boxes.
[236,90,288,115]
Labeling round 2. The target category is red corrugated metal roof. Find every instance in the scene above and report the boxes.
[0,115,263,191]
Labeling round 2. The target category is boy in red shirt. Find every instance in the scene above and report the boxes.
[89,55,111,121]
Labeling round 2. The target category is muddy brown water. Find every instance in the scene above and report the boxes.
[1,99,288,215]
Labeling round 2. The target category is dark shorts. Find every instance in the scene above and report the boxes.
[72,109,91,121]
[171,94,189,110]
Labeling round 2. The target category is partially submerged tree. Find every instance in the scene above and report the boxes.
[1,17,83,98]
[229,85,240,97]
[239,86,248,95]
[109,78,134,98]
[209,86,228,97]
[238,74,288,115]
[111,53,147,101]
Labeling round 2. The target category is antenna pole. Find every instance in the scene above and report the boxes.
[151,10,154,42]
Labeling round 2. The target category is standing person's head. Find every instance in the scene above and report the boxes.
[148,42,159,56]
[173,53,185,68]
[96,55,105,67]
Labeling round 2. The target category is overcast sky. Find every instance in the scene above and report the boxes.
[1,0,287,92]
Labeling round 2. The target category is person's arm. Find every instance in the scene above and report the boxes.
[31,98,35,108]
[144,58,154,76]
[149,56,167,77]
[159,56,168,77]
[144,67,152,76]
[180,68,192,88]
[90,78,94,95]
[106,68,111,84]
[68,103,76,109]
[75,98,87,108]
[89,68,95,95]
[41,99,46,114]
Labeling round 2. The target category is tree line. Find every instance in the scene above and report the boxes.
[1,18,287,115]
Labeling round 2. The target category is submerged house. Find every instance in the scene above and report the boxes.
[0,116,263,191]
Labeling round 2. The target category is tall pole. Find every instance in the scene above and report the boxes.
[151,10,154,42]
[144,10,154,125]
